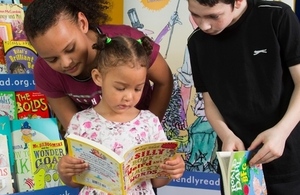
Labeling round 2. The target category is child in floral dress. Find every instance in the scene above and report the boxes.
[57,35,185,195]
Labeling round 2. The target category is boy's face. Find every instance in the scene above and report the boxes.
[188,0,237,35]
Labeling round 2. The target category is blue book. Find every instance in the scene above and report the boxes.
[0,116,14,172]
[11,118,62,192]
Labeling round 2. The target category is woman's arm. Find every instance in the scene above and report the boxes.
[47,96,78,130]
[147,53,173,121]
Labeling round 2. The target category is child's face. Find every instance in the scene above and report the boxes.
[21,128,31,135]
[29,14,96,77]
[188,0,237,35]
[95,64,147,114]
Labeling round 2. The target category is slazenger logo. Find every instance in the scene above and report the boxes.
[253,49,267,56]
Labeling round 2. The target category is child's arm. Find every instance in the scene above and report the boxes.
[58,155,88,188]
[151,154,185,188]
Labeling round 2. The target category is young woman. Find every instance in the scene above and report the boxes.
[23,0,173,130]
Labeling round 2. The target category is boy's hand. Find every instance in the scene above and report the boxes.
[222,133,245,151]
[248,126,286,166]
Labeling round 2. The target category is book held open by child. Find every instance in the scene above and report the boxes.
[216,151,267,195]
[66,133,178,195]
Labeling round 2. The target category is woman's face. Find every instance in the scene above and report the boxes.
[30,13,96,77]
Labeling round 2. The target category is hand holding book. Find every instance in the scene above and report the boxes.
[59,134,184,195]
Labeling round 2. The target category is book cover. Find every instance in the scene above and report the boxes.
[67,134,178,195]
[0,3,26,41]
[15,90,50,119]
[0,22,13,41]
[216,151,268,195]
[11,118,61,192]
[0,116,14,172]
[0,1,13,3]
[0,37,6,73]
[4,40,37,74]
[0,91,17,120]
[0,134,13,194]
[28,140,66,190]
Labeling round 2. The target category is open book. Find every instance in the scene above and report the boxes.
[216,151,267,195]
[66,134,178,195]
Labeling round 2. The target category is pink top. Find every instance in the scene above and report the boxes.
[66,109,167,195]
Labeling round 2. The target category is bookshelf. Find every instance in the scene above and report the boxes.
[0,75,80,195]
[10,185,80,195]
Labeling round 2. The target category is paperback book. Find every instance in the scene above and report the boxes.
[0,91,17,120]
[0,134,13,194]
[0,37,5,73]
[0,22,13,41]
[0,116,14,172]
[216,151,267,195]
[66,133,178,195]
[0,3,26,41]
[15,90,50,119]
[4,40,37,74]
[28,140,66,190]
[11,118,61,192]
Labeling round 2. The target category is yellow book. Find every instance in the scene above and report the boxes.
[28,140,66,190]
[66,133,178,195]
[0,22,13,41]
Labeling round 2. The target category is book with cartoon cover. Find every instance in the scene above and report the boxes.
[11,118,61,192]
[67,133,178,195]
[4,40,37,74]
[217,151,268,195]
[28,140,66,190]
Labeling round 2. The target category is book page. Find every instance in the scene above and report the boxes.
[67,135,125,194]
[216,151,232,195]
[123,141,178,189]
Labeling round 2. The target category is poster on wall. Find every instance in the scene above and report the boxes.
[123,0,220,194]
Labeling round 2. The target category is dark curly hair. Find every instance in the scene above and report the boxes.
[92,35,153,73]
[191,0,235,7]
[24,0,111,41]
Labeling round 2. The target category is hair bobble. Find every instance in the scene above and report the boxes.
[106,37,112,44]
[137,39,142,44]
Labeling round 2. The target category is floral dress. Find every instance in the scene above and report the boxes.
[66,109,168,195]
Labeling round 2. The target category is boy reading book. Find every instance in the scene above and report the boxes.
[57,35,185,195]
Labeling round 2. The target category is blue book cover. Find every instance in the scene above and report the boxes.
[11,118,62,192]
[0,115,14,172]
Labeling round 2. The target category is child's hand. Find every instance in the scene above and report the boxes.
[160,154,185,179]
[58,155,88,186]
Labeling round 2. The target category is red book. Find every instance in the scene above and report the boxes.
[15,90,50,119]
